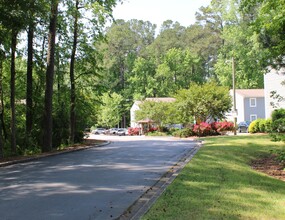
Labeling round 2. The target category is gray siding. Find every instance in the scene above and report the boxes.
[244,97,265,121]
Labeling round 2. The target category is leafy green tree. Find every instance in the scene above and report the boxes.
[240,0,285,68]
[175,81,232,123]
[43,0,59,152]
[25,0,49,149]
[66,0,118,143]
[98,92,124,128]
[212,0,264,88]
[128,56,157,98]
[270,109,285,142]
[155,48,205,96]
[186,2,225,78]
[135,100,177,130]
[148,20,185,62]
[99,19,156,93]
[0,49,4,158]
[0,0,33,154]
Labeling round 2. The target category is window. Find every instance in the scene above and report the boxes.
[250,98,256,107]
[250,114,257,121]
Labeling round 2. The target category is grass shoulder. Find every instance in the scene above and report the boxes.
[143,134,285,220]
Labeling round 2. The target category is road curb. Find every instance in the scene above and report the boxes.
[0,141,110,168]
[117,141,202,220]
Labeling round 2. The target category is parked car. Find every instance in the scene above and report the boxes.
[237,121,251,133]
[107,128,118,135]
[116,128,128,136]
[91,128,106,134]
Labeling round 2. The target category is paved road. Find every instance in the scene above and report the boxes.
[0,136,197,220]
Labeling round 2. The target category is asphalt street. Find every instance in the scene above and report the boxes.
[0,135,198,220]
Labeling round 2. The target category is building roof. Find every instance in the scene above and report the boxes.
[234,89,264,98]
[145,97,176,102]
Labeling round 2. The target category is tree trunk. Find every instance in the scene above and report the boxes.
[26,24,34,147]
[0,53,4,158]
[42,0,58,152]
[0,78,6,140]
[0,114,3,158]
[69,0,79,144]
[10,30,18,155]
[119,60,125,90]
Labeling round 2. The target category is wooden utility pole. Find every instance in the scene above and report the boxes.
[232,56,237,135]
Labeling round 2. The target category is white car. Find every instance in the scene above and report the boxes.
[91,128,106,134]
[116,128,128,136]
[108,128,118,135]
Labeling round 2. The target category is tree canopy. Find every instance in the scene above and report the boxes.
[0,0,283,157]
[175,81,232,123]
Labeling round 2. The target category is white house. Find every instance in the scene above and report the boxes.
[227,89,265,123]
[130,100,142,128]
[130,97,176,127]
[264,68,285,118]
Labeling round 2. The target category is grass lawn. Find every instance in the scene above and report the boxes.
[142,134,285,220]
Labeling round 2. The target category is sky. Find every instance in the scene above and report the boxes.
[112,0,212,29]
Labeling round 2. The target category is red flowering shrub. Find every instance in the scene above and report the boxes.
[193,122,214,137]
[211,121,234,134]
[147,127,158,133]
[128,127,140,136]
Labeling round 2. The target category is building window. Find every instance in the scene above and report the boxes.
[250,98,256,107]
[250,114,257,121]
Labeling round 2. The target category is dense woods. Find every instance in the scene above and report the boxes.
[0,0,284,157]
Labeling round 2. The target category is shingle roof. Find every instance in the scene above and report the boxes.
[145,97,176,102]
[235,89,264,97]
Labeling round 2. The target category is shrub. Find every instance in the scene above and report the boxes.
[23,146,41,156]
[168,127,179,135]
[193,122,214,137]
[161,127,169,132]
[146,131,168,136]
[247,119,268,133]
[275,150,285,165]
[172,128,194,138]
[147,127,158,133]
[248,120,258,133]
[258,119,266,133]
[256,118,268,133]
[265,119,272,133]
[128,127,140,136]
[211,121,234,134]
[270,109,285,142]
[271,118,285,140]
[271,108,285,121]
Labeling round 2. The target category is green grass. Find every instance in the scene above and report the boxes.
[143,135,285,220]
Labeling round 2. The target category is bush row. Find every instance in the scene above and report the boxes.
[172,121,234,138]
[248,118,272,133]
[128,121,234,138]
[269,108,285,142]
[247,109,285,137]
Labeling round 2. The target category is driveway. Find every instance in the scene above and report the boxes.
[0,135,199,220]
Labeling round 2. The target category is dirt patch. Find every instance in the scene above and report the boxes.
[251,154,285,182]
[0,139,106,165]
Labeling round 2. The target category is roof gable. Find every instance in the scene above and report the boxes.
[234,89,264,98]
[145,97,176,102]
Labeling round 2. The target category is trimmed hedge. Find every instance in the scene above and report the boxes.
[249,118,272,134]
[172,128,194,138]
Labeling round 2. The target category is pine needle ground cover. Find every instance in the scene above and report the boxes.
[143,135,285,220]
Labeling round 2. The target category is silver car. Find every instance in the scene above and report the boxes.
[116,128,128,136]
[91,128,106,134]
